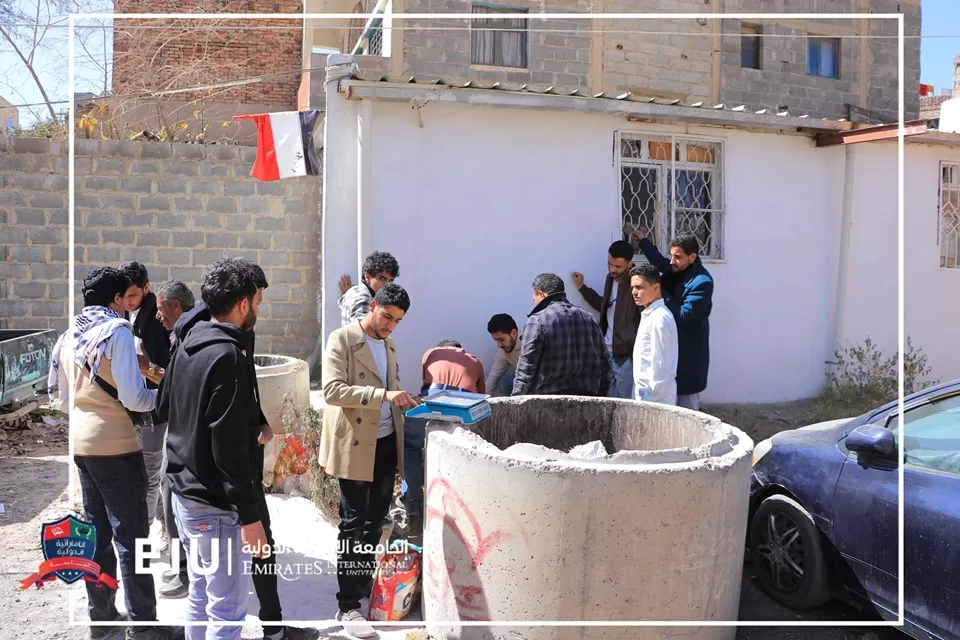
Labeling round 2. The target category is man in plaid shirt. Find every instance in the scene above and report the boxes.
[512,273,612,397]
[337,251,401,327]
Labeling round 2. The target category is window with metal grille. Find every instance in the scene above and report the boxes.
[741,24,761,69]
[619,134,725,260]
[940,161,960,269]
[808,36,840,79]
[471,4,528,68]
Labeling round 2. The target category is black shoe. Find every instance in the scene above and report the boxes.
[90,613,128,640]
[124,626,184,640]
[263,627,322,640]
[158,574,189,599]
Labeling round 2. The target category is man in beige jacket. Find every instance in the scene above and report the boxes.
[319,283,419,639]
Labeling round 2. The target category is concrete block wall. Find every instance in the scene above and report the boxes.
[401,0,592,89]
[390,0,919,120]
[0,136,320,359]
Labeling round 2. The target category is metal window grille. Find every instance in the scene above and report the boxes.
[940,161,960,269]
[619,133,725,260]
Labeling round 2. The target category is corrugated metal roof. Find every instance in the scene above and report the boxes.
[349,69,852,125]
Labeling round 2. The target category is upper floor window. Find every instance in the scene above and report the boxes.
[940,161,960,269]
[808,36,840,79]
[741,24,761,69]
[471,4,528,68]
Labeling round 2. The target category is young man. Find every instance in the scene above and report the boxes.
[120,262,173,530]
[633,230,714,410]
[159,258,268,640]
[153,279,196,599]
[337,251,400,326]
[484,314,522,397]
[572,240,641,399]
[320,283,420,639]
[513,273,611,397]
[47,267,181,640]
[629,264,679,405]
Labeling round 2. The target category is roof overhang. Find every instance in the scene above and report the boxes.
[813,120,930,147]
[340,79,852,135]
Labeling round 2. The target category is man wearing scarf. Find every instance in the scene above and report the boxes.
[47,267,182,640]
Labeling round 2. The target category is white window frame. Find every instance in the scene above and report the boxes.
[616,131,726,261]
[940,161,960,270]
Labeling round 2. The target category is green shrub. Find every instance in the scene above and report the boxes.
[303,406,341,521]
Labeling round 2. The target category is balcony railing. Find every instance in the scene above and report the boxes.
[351,0,390,57]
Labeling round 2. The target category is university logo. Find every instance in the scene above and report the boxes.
[20,514,117,590]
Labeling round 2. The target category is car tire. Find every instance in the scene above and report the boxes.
[748,493,831,610]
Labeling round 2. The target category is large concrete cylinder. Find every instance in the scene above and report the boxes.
[254,355,310,487]
[422,396,754,640]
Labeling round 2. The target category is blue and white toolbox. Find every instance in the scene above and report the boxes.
[403,389,493,425]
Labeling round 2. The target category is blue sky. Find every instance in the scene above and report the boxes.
[2,1,959,126]
[920,0,958,93]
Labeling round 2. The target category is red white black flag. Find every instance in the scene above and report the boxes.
[233,110,321,182]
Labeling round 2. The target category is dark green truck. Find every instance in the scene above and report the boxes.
[0,329,59,407]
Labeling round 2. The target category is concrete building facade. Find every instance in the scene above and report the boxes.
[344,0,920,122]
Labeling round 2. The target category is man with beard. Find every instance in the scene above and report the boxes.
[571,240,641,399]
[159,258,268,640]
[159,262,317,640]
[484,313,523,397]
[632,229,714,410]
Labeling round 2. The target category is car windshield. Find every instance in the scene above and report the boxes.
[896,392,960,474]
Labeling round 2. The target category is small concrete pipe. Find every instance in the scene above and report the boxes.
[422,396,755,640]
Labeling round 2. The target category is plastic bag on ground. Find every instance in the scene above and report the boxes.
[568,440,609,459]
[368,541,422,622]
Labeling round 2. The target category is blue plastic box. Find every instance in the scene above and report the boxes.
[403,389,493,425]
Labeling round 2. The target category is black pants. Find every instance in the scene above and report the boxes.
[75,453,157,622]
[251,482,283,636]
[336,431,398,613]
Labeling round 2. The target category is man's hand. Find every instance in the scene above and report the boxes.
[632,227,649,241]
[258,423,274,445]
[241,521,270,559]
[338,274,353,295]
[143,367,164,385]
[137,353,151,370]
[571,272,585,289]
[385,390,421,410]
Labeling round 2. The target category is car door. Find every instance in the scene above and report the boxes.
[832,390,960,636]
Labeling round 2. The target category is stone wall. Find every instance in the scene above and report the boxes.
[0,136,321,359]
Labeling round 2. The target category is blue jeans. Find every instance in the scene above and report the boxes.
[137,422,166,524]
[609,351,634,399]
[75,453,157,623]
[172,494,247,640]
[495,369,516,396]
[401,417,426,505]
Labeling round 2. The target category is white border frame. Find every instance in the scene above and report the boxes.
[67,10,905,629]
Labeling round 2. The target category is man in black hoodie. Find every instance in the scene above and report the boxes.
[159,260,317,640]
[158,258,268,640]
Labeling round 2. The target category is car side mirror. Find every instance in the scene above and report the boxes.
[845,424,896,457]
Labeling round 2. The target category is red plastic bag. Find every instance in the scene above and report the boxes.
[367,542,422,622]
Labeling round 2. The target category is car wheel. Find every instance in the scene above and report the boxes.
[748,493,831,610]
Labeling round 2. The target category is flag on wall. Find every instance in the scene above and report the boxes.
[920,83,935,97]
[233,110,322,182]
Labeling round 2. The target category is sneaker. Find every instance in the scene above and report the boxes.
[335,609,377,639]
[158,574,189,599]
[124,625,184,640]
[90,613,128,640]
[160,568,178,583]
[157,529,170,555]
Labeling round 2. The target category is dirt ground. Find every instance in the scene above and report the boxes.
[0,402,910,640]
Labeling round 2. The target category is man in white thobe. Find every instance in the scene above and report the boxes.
[629,263,679,405]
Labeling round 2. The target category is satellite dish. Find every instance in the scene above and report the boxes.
[940,97,960,134]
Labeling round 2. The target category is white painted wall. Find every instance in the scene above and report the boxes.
[323,92,960,403]
[841,141,960,391]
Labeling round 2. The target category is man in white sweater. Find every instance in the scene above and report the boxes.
[629,263,679,405]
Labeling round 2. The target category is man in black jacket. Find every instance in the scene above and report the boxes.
[120,261,171,530]
[158,258,268,640]
[159,260,317,640]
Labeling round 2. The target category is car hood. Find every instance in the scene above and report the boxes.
[769,417,853,446]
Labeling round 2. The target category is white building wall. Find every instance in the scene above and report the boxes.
[841,141,960,390]
[324,91,960,403]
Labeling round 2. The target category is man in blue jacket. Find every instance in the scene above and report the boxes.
[632,230,714,411]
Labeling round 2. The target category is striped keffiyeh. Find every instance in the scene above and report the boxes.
[47,306,132,402]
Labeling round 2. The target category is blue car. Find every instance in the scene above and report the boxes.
[748,379,960,640]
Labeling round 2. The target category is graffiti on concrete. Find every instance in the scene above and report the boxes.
[424,477,530,620]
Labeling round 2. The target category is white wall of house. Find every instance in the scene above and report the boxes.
[322,90,960,404]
